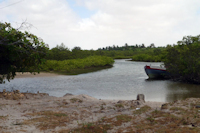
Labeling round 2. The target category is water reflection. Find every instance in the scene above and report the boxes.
[165,82,200,102]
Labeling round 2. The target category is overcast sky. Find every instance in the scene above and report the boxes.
[1,0,200,50]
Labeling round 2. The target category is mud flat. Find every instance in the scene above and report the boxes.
[0,91,200,133]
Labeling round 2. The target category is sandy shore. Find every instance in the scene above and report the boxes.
[15,72,60,78]
[1,91,200,132]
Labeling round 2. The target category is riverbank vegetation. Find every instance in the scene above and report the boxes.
[44,34,200,84]
[40,56,114,75]
[0,22,115,83]
[2,21,200,84]
[164,35,200,84]
[45,43,166,62]
[130,47,165,62]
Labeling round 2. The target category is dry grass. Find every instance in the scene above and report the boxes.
[115,103,124,108]
[22,101,200,132]
[2,92,200,133]
[69,122,112,133]
[70,98,83,103]
[23,111,71,130]
[0,115,7,120]
[116,114,132,122]
[133,105,151,115]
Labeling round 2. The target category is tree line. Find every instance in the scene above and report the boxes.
[1,22,200,84]
[46,42,164,60]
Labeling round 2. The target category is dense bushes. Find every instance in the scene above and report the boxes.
[164,35,200,83]
[131,54,162,62]
[131,48,165,62]
[45,43,166,61]
[40,56,114,74]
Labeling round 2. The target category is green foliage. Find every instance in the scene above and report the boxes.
[131,54,162,62]
[40,56,114,73]
[131,47,165,62]
[46,43,72,60]
[164,35,200,83]
[0,22,48,83]
[46,43,166,61]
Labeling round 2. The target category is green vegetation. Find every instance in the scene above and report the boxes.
[45,42,166,61]
[40,56,114,75]
[164,35,200,84]
[131,53,163,62]
[116,114,132,122]
[0,22,48,83]
[2,21,200,84]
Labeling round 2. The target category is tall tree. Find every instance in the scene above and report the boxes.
[164,35,200,83]
[0,22,48,83]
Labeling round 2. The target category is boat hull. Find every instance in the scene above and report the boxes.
[144,65,169,79]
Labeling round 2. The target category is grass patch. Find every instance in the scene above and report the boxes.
[100,115,133,127]
[0,115,7,120]
[23,111,70,130]
[132,110,199,133]
[116,114,132,122]
[146,116,156,124]
[55,65,113,75]
[170,107,185,111]
[70,98,83,103]
[115,103,124,108]
[133,105,151,115]
[40,56,114,75]
[71,122,112,133]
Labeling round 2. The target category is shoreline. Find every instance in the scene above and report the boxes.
[15,72,60,78]
[15,65,113,78]
[1,91,199,132]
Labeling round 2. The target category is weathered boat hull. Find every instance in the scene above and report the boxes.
[144,65,169,79]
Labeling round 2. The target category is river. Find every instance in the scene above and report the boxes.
[1,59,200,102]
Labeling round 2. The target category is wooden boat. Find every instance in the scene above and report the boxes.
[144,65,170,79]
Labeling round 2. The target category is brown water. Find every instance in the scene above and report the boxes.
[1,59,200,102]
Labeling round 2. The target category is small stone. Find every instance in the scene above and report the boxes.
[16,90,20,94]
[63,93,73,97]
[14,119,22,125]
[161,103,169,109]
[117,100,124,103]
[20,94,24,98]
[137,101,141,105]
[62,99,68,105]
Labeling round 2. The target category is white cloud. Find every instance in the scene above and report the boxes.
[1,0,200,49]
